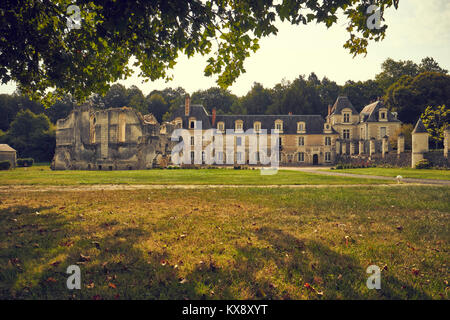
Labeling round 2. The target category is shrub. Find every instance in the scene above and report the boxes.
[415,159,431,169]
[17,158,34,167]
[0,160,11,170]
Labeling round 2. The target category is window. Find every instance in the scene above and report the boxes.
[217,151,223,161]
[298,137,305,146]
[217,122,224,132]
[297,122,305,132]
[202,151,206,163]
[380,127,386,138]
[254,122,261,133]
[236,152,243,162]
[343,129,350,140]
[190,136,195,146]
[325,152,331,162]
[278,137,282,146]
[174,117,182,129]
[190,151,195,163]
[255,152,260,162]
[380,112,386,120]
[343,113,350,123]
[190,120,195,129]
[236,137,242,146]
[275,120,283,132]
[235,120,243,131]
[325,137,331,146]
[298,152,305,162]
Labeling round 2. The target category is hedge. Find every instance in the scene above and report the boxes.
[17,158,34,167]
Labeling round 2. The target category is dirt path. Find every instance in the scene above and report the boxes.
[280,167,450,186]
[0,183,444,193]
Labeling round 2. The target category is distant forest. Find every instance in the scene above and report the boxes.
[0,57,449,162]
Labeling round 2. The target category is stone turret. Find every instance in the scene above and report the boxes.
[382,136,389,158]
[411,119,429,168]
[397,133,405,155]
[444,126,450,158]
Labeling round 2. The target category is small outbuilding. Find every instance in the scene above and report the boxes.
[0,144,17,168]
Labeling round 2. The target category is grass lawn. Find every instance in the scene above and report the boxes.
[0,186,448,299]
[328,168,450,180]
[0,165,395,185]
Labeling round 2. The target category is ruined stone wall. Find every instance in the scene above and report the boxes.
[52,105,175,170]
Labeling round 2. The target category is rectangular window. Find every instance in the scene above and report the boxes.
[298,152,305,162]
[236,152,242,161]
[254,123,260,132]
[190,136,195,146]
[380,127,386,138]
[217,151,223,161]
[325,152,331,162]
[298,123,304,131]
[276,123,282,131]
[190,151,195,163]
[298,137,304,146]
[236,137,242,146]
[218,123,224,131]
[190,121,195,129]
[325,137,331,146]
[343,114,350,123]
[343,129,350,140]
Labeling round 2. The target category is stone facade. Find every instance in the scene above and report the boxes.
[53,95,406,169]
[52,104,175,170]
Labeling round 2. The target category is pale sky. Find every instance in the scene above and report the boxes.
[1,0,449,97]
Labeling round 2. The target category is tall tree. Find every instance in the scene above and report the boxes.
[0,0,400,105]
[146,94,168,122]
[191,87,238,114]
[420,105,449,149]
[385,72,450,124]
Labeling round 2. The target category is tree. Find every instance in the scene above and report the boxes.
[4,109,55,161]
[419,57,448,74]
[126,85,146,114]
[0,0,400,105]
[390,124,413,150]
[146,94,168,122]
[341,79,383,111]
[375,58,420,91]
[191,87,238,114]
[240,83,272,115]
[103,84,128,109]
[420,105,449,149]
[385,72,450,124]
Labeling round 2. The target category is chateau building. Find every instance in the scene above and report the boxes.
[52,95,402,170]
[170,95,401,166]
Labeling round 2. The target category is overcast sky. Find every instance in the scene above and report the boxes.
[1,0,449,97]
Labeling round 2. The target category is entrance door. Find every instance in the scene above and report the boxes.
[313,154,319,165]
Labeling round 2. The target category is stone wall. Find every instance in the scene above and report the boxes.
[52,104,175,170]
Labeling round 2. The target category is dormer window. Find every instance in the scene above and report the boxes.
[174,117,182,129]
[275,120,283,133]
[235,120,243,132]
[254,121,261,133]
[297,122,306,133]
[217,121,224,132]
[189,118,196,129]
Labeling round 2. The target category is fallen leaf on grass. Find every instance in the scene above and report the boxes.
[46,277,57,283]
[86,281,95,289]
[108,283,117,289]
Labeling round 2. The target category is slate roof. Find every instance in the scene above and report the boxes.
[172,106,335,134]
[412,118,428,134]
[330,96,358,115]
[0,144,16,152]
[360,101,400,123]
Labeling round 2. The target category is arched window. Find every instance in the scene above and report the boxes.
[235,120,243,132]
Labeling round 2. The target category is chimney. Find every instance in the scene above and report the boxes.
[328,104,332,116]
[212,108,216,126]
[185,94,190,116]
